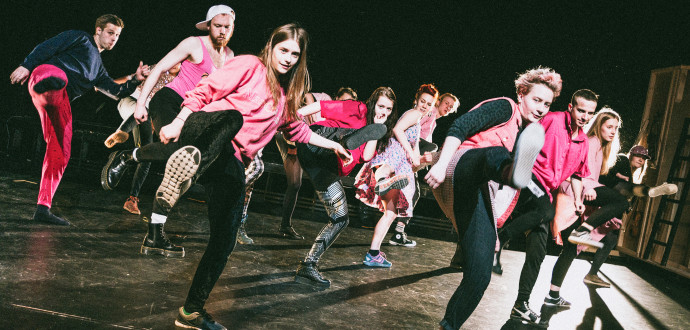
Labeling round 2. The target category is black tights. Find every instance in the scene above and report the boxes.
[276,133,303,228]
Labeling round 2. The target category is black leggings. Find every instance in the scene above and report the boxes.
[128,119,152,197]
[275,132,303,228]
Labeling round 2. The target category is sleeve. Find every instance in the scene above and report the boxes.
[320,100,366,121]
[279,119,313,144]
[446,99,512,142]
[93,66,141,98]
[182,56,261,112]
[21,30,85,71]
[581,139,602,191]
[573,139,591,179]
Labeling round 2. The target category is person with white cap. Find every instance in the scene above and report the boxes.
[101,5,236,257]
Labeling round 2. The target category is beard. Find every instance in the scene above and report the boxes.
[211,35,229,48]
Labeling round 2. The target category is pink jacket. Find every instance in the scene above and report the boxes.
[181,55,312,165]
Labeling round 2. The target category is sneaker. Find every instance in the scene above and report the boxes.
[568,229,604,249]
[123,196,141,215]
[543,295,572,309]
[389,232,416,247]
[648,182,678,198]
[156,146,201,211]
[509,123,545,189]
[510,301,543,327]
[341,124,387,150]
[584,274,611,288]
[363,252,392,268]
[375,175,409,196]
[174,307,226,330]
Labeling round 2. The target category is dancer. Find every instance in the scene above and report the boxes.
[495,89,598,326]
[425,67,561,329]
[293,87,392,288]
[101,5,235,252]
[9,14,149,225]
[104,63,181,214]
[272,87,359,241]
[372,84,439,249]
[586,145,677,287]
[235,152,264,245]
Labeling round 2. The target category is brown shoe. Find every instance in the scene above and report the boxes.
[123,196,141,215]
[583,274,611,288]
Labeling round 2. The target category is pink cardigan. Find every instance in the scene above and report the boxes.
[181,55,312,165]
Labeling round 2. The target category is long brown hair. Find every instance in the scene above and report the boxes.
[259,23,311,121]
[365,87,398,153]
[585,107,621,175]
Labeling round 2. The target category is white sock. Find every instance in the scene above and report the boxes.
[395,222,405,233]
[150,212,167,224]
[132,148,139,162]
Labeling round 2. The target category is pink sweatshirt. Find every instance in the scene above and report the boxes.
[181,55,312,165]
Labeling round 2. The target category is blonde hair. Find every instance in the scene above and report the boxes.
[259,23,311,121]
[584,107,622,175]
[515,66,563,98]
[437,93,460,115]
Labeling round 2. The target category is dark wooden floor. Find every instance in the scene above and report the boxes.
[1,170,689,330]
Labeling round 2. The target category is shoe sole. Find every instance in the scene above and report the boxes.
[363,261,392,268]
[375,176,409,196]
[567,235,604,249]
[583,279,611,288]
[510,123,545,189]
[509,315,548,328]
[140,244,186,258]
[100,151,125,191]
[174,319,201,330]
[343,124,387,150]
[294,275,331,289]
[648,183,678,197]
[123,205,141,215]
[388,239,417,247]
[155,146,201,211]
[543,301,572,309]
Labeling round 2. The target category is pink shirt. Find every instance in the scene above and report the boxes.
[533,111,590,200]
[419,110,437,142]
[181,55,312,165]
[167,37,233,98]
[312,100,370,176]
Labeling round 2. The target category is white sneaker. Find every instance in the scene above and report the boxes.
[648,182,678,198]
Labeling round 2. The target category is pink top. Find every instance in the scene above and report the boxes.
[312,100,371,176]
[167,37,233,98]
[418,110,436,142]
[533,111,590,201]
[181,55,312,165]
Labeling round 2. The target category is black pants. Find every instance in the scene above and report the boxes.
[550,186,628,287]
[589,230,619,275]
[128,119,152,197]
[296,125,351,264]
[275,132,303,228]
[441,146,512,329]
[498,178,554,303]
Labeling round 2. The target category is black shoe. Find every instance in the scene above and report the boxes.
[33,77,66,94]
[32,205,70,226]
[375,175,409,196]
[141,223,185,257]
[341,124,387,150]
[543,295,572,309]
[449,243,464,270]
[174,307,226,330]
[492,240,507,275]
[278,226,304,240]
[510,301,545,327]
[101,150,135,190]
[388,231,416,247]
[295,262,330,288]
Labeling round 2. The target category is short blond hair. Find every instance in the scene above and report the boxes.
[515,66,562,98]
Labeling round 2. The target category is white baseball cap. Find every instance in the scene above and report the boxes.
[196,5,235,31]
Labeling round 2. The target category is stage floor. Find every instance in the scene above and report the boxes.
[1,171,688,329]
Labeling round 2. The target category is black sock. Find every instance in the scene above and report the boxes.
[369,249,380,256]
[549,289,560,298]
[576,225,591,233]
[33,205,70,226]
[33,77,66,94]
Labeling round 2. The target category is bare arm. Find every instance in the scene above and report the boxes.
[571,176,585,214]
[361,140,378,162]
[424,136,461,189]
[297,101,321,117]
[393,109,424,165]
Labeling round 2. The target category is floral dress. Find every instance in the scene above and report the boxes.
[355,123,420,217]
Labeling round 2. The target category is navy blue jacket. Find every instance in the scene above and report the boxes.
[21,30,139,101]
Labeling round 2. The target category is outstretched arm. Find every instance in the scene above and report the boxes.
[393,109,424,166]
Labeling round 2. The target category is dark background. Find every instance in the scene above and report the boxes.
[2,0,689,149]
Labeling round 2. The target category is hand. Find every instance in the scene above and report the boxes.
[574,200,586,216]
[334,144,353,165]
[135,61,150,81]
[10,66,30,85]
[409,152,420,167]
[425,162,447,189]
[421,151,434,164]
[159,121,183,144]
[373,114,387,124]
[134,103,148,124]
[583,189,597,201]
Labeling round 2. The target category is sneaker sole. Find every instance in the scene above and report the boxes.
[510,313,546,328]
[510,123,545,189]
[375,176,409,196]
[294,275,331,289]
[155,146,201,211]
[343,124,387,150]
[140,244,186,258]
[100,151,124,191]
[567,236,605,249]
[543,301,572,309]
[583,279,611,288]
[648,184,678,197]
[174,319,201,330]
[388,239,417,247]
[363,261,392,268]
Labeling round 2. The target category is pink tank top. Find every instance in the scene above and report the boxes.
[167,37,233,98]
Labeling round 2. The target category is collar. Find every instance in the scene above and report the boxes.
[563,111,587,142]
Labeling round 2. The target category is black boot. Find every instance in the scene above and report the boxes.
[33,205,70,226]
[340,124,387,150]
[140,223,185,257]
[449,242,464,270]
[295,261,330,288]
[101,150,136,190]
[278,225,304,240]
